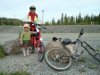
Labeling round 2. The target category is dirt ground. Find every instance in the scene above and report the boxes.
[0,25,100,75]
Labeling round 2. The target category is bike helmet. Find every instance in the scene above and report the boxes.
[30,5,36,10]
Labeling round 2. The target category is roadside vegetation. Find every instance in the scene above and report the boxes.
[0,44,5,58]
[0,71,30,75]
[0,17,22,26]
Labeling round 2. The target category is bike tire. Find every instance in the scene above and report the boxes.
[31,45,35,53]
[37,42,45,62]
[82,42,100,63]
[45,47,73,71]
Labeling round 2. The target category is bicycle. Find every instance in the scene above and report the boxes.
[45,28,100,71]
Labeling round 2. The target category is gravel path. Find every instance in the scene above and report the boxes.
[0,53,100,75]
[0,33,100,75]
[0,26,100,75]
[0,25,100,33]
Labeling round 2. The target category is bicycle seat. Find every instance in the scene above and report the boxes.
[62,38,72,45]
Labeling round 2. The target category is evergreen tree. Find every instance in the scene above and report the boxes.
[64,14,68,25]
[70,16,75,25]
[77,13,82,24]
[57,19,61,25]
[45,21,50,25]
[60,13,64,25]
[51,18,56,25]
[84,15,91,24]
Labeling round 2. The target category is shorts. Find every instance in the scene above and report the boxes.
[21,40,31,48]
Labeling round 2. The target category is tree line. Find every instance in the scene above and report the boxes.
[0,17,23,26]
[0,13,100,26]
[45,13,100,25]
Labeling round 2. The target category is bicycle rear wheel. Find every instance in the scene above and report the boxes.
[82,42,100,63]
[37,42,45,62]
[45,48,72,71]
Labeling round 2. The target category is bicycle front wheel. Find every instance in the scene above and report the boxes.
[45,48,72,71]
[37,42,45,62]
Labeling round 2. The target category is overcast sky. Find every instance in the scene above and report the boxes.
[0,0,100,22]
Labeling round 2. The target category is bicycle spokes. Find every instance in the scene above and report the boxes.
[46,48,72,69]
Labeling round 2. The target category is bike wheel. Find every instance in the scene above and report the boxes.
[82,42,100,63]
[31,45,35,53]
[37,42,45,62]
[45,47,73,71]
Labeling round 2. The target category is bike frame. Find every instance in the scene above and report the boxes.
[67,29,100,62]
[29,23,41,48]
[57,28,100,62]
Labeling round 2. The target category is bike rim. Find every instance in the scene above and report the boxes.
[45,48,72,70]
[37,44,45,62]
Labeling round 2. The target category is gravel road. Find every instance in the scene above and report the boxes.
[0,25,100,33]
[0,25,100,75]
[0,33,100,75]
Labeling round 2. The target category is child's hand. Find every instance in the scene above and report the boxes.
[31,31,37,34]
[20,40,23,45]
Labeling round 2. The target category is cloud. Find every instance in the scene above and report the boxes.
[0,0,100,21]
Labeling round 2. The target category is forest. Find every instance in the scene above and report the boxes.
[45,13,100,25]
[0,13,100,25]
[0,17,22,26]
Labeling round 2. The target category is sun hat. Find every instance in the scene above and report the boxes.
[23,24,30,29]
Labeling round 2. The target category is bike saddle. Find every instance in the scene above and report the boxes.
[62,38,72,45]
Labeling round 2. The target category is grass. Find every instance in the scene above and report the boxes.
[0,71,30,75]
[25,64,30,67]
[77,57,86,64]
[0,44,5,58]
[88,64,97,69]
[96,47,100,53]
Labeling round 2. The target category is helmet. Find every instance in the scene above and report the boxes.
[23,24,30,28]
[30,5,36,10]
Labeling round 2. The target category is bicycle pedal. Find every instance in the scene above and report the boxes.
[73,54,80,59]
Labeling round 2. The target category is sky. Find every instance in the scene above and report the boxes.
[0,0,100,22]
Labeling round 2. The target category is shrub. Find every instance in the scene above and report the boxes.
[0,44,5,58]
[0,71,30,75]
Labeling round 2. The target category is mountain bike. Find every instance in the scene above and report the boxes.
[45,28,100,71]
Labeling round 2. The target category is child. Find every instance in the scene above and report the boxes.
[27,5,41,53]
[28,5,38,23]
[19,24,31,56]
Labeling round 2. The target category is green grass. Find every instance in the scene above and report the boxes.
[77,57,86,64]
[0,71,30,75]
[88,64,97,69]
[0,44,5,58]
[96,47,100,53]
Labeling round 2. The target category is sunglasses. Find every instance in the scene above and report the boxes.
[24,27,29,28]
[30,8,36,10]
